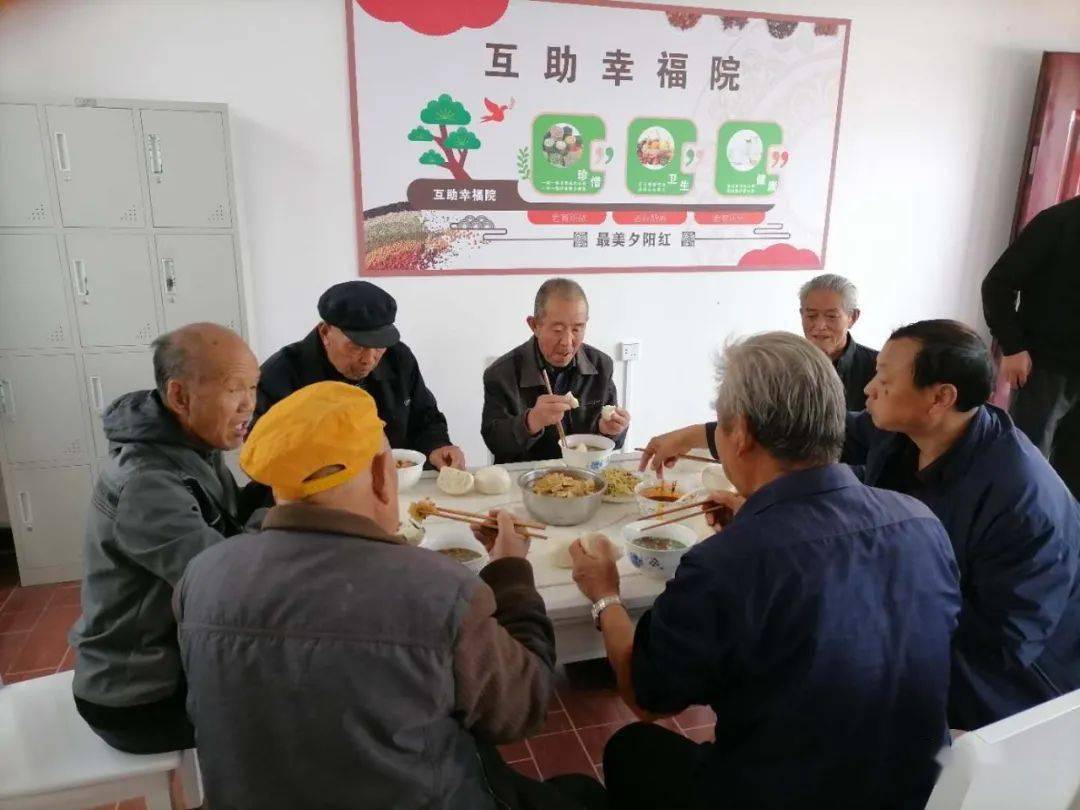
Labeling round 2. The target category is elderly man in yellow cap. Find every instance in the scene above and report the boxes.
[174,382,607,810]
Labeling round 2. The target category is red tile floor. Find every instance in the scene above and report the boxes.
[0,547,716,808]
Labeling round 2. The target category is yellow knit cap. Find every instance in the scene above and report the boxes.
[240,381,386,500]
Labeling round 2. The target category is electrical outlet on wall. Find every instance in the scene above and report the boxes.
[619,340,641,362]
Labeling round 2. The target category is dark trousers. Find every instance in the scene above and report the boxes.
[603,723,705,810]
[478,742,608,810]
[74,687,195,755]
[1011,366,1080,497]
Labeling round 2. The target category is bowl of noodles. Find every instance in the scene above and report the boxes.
[600,465,644,504]
[518,468,607,526]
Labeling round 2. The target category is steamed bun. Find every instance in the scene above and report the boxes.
[475,466,512,495]
[436,466,475,496]
[601,405,617,421]
[550,531,624,569]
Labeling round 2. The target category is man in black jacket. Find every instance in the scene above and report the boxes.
[799,273,878,411]
[256,280,466,469]
[983,195,1080,495]
[482,278,629,463]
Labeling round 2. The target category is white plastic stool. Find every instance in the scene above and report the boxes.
[926,688,1080,809]
[0,670,202,809]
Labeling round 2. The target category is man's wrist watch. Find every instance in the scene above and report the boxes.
[591,594,622,630]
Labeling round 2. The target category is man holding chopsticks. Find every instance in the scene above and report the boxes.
[571,332,961,810]
[176,381,608,809]
[482,277,630,463]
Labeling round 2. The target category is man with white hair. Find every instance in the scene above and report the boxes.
[580,332,961,810]
[799,273,878,410]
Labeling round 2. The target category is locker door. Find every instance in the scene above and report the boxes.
[0,354,89,464]
[141,109,232,227]
[64,233,158,347]
[45,106,144,227]
[0,103,54,226]
[8,465,92,570]
[156,235,241,332]
[0,235,71,350]
[83,351,155,458]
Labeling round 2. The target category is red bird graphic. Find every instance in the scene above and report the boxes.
[481,97,515,123]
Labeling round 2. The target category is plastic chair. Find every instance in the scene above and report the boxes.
[926,688,1080,809]
[0,670,202,809]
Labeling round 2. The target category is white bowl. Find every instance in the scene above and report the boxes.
[560,434,615,472]
[393,449,426,491]
[634,479,692,517]
[420,526,488,573]
[701,463,736,494]
[622,521,697,580]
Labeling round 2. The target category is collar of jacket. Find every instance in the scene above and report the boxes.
[833,333,859,375]
[301,327,394,385]
[260,503,404,545]
[894,404,996,487]
[736,463,860,519]
[517,338,598,389]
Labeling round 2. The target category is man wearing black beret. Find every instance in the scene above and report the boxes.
[256,281,466,469]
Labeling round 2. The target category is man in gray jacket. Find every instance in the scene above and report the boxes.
[177,382,606,809]
[69,322,260,754]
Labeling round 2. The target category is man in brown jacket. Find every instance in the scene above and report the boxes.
[175,382,606,810]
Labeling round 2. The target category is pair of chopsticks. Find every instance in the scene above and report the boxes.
[635,447,718,465]
[642,497,727,529]
[541,369,570,450]
[430,503,549,540]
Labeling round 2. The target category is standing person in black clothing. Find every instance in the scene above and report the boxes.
[256,281,466,470]
[982,195,1080,496]
[799,274,878,411]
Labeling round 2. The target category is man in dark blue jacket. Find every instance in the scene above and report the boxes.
[846,319,1080,730]
[576,332,960,810]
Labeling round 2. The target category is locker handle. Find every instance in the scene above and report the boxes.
[54,131,72,175]
[18,491,33,531]
[161,258,177,295]
[147,133,164,179]
[89,375,105,414]
[0,378,13,421]
[72,258,89,298]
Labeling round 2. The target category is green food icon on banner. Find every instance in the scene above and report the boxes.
[626,118,698,196]
[531,114,606,195]
[715,121,784,196]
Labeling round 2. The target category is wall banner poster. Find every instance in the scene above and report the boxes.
[348,0,850,276]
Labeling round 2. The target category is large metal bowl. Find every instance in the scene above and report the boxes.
[518,468,607,526]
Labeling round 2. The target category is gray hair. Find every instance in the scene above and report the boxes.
[152,331,190,398]
[534,277,588,320]
[151,322,241,397]
[714,331,846,465]
[799,273,859,315]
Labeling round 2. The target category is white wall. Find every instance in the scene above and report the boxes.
[3,0,1079,462]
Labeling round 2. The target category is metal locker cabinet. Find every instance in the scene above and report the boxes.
[0,234,71,350]
[44,106,144,228]
[140,109,232,227]
[64,233,158,348]
[8,465,93,574]
[82,351,155,458]
[156,234,241,332]
[0,103,54,226]
[0,354,89,465]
